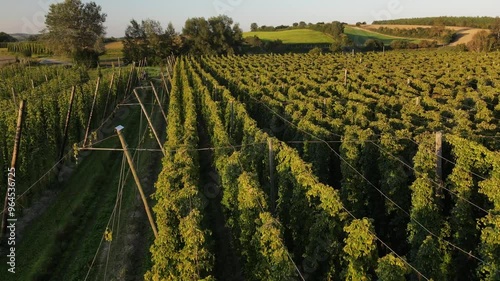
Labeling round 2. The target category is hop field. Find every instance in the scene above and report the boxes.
[1,50,499,280]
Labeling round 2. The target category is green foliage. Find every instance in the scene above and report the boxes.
[309,47,322,54]
[183,56,300,280]
[146,59,214,280]
[376,254,409,281]
[374,26,456,43]
[0,66,127,209]
[245,36,263,48]
[468,30,496,52]
[364,39,384,51]
[308,21,345,38]
[7,42,52,56]
[196,52,500,280]
[72,49,99,68]
[407,134,452,280]
[373,16,498,29]
[344,26,418,46]
[414,235,451,281]
[340,126,378,218]
[123,20,181,65]
[343,219,377,281]
[390,40,418,50]
[183,15,243,56]
[253,212,297,281]
[43,0,106,65]
[443,137,500,280]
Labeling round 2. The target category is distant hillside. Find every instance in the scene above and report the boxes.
[10,33,37,41]
[0,32,17,43]
[373,16,497,29]
[244,29,334,44]
[344,26,421,46]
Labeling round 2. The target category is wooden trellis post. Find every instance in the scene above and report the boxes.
[1,100,25,236]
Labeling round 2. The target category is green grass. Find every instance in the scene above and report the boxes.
[344,26,420,46]
[0,48,10,55]
[100,41,124,61]
[244,29,335,44]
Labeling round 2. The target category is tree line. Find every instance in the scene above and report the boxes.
[123,15,243,65]
[374,25,456,44]
[373,16,498,29]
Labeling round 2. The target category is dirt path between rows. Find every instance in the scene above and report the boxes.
[196,103,244,281]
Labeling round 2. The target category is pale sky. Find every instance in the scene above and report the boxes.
[0,0,498,37]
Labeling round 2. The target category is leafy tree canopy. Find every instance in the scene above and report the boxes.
[43,0,106,59]
[183,15,243,56]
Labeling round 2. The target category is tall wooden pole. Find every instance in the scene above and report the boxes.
[11,88,17,107]
[59,86,76,162]
[150,81,168,124]
[2,100,25,236]
[83,77,101,147]
[133,89,166,156]
[268,139,276,215]
[230,102,234,135]
[436,131,443,184]
[102,72,115,122]
[160,73,170,97]
[115,126,158,239]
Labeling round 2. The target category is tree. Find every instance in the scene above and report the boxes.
[123,20,181,65]
[44,0,106,66]
[183,17,214,55]
[123,19,147,64]
[245,36,263,48]
[299,21,307,28]
[251,23,259,32]
[293,22,299,28]
[491,17,500,40]
[330,41,343,53]
[309,47,322,55]
[490,17,500,50]
[183,15,242,56]
[208,16,243,55]
[330,34,352,52]
[365,39,384,51]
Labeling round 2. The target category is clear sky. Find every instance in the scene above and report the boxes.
[0,0,498,37]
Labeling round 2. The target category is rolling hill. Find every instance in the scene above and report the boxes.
[243,29,334,44]
[361,24,489,46]
[344,26,420,46]
[244,27,421,46]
